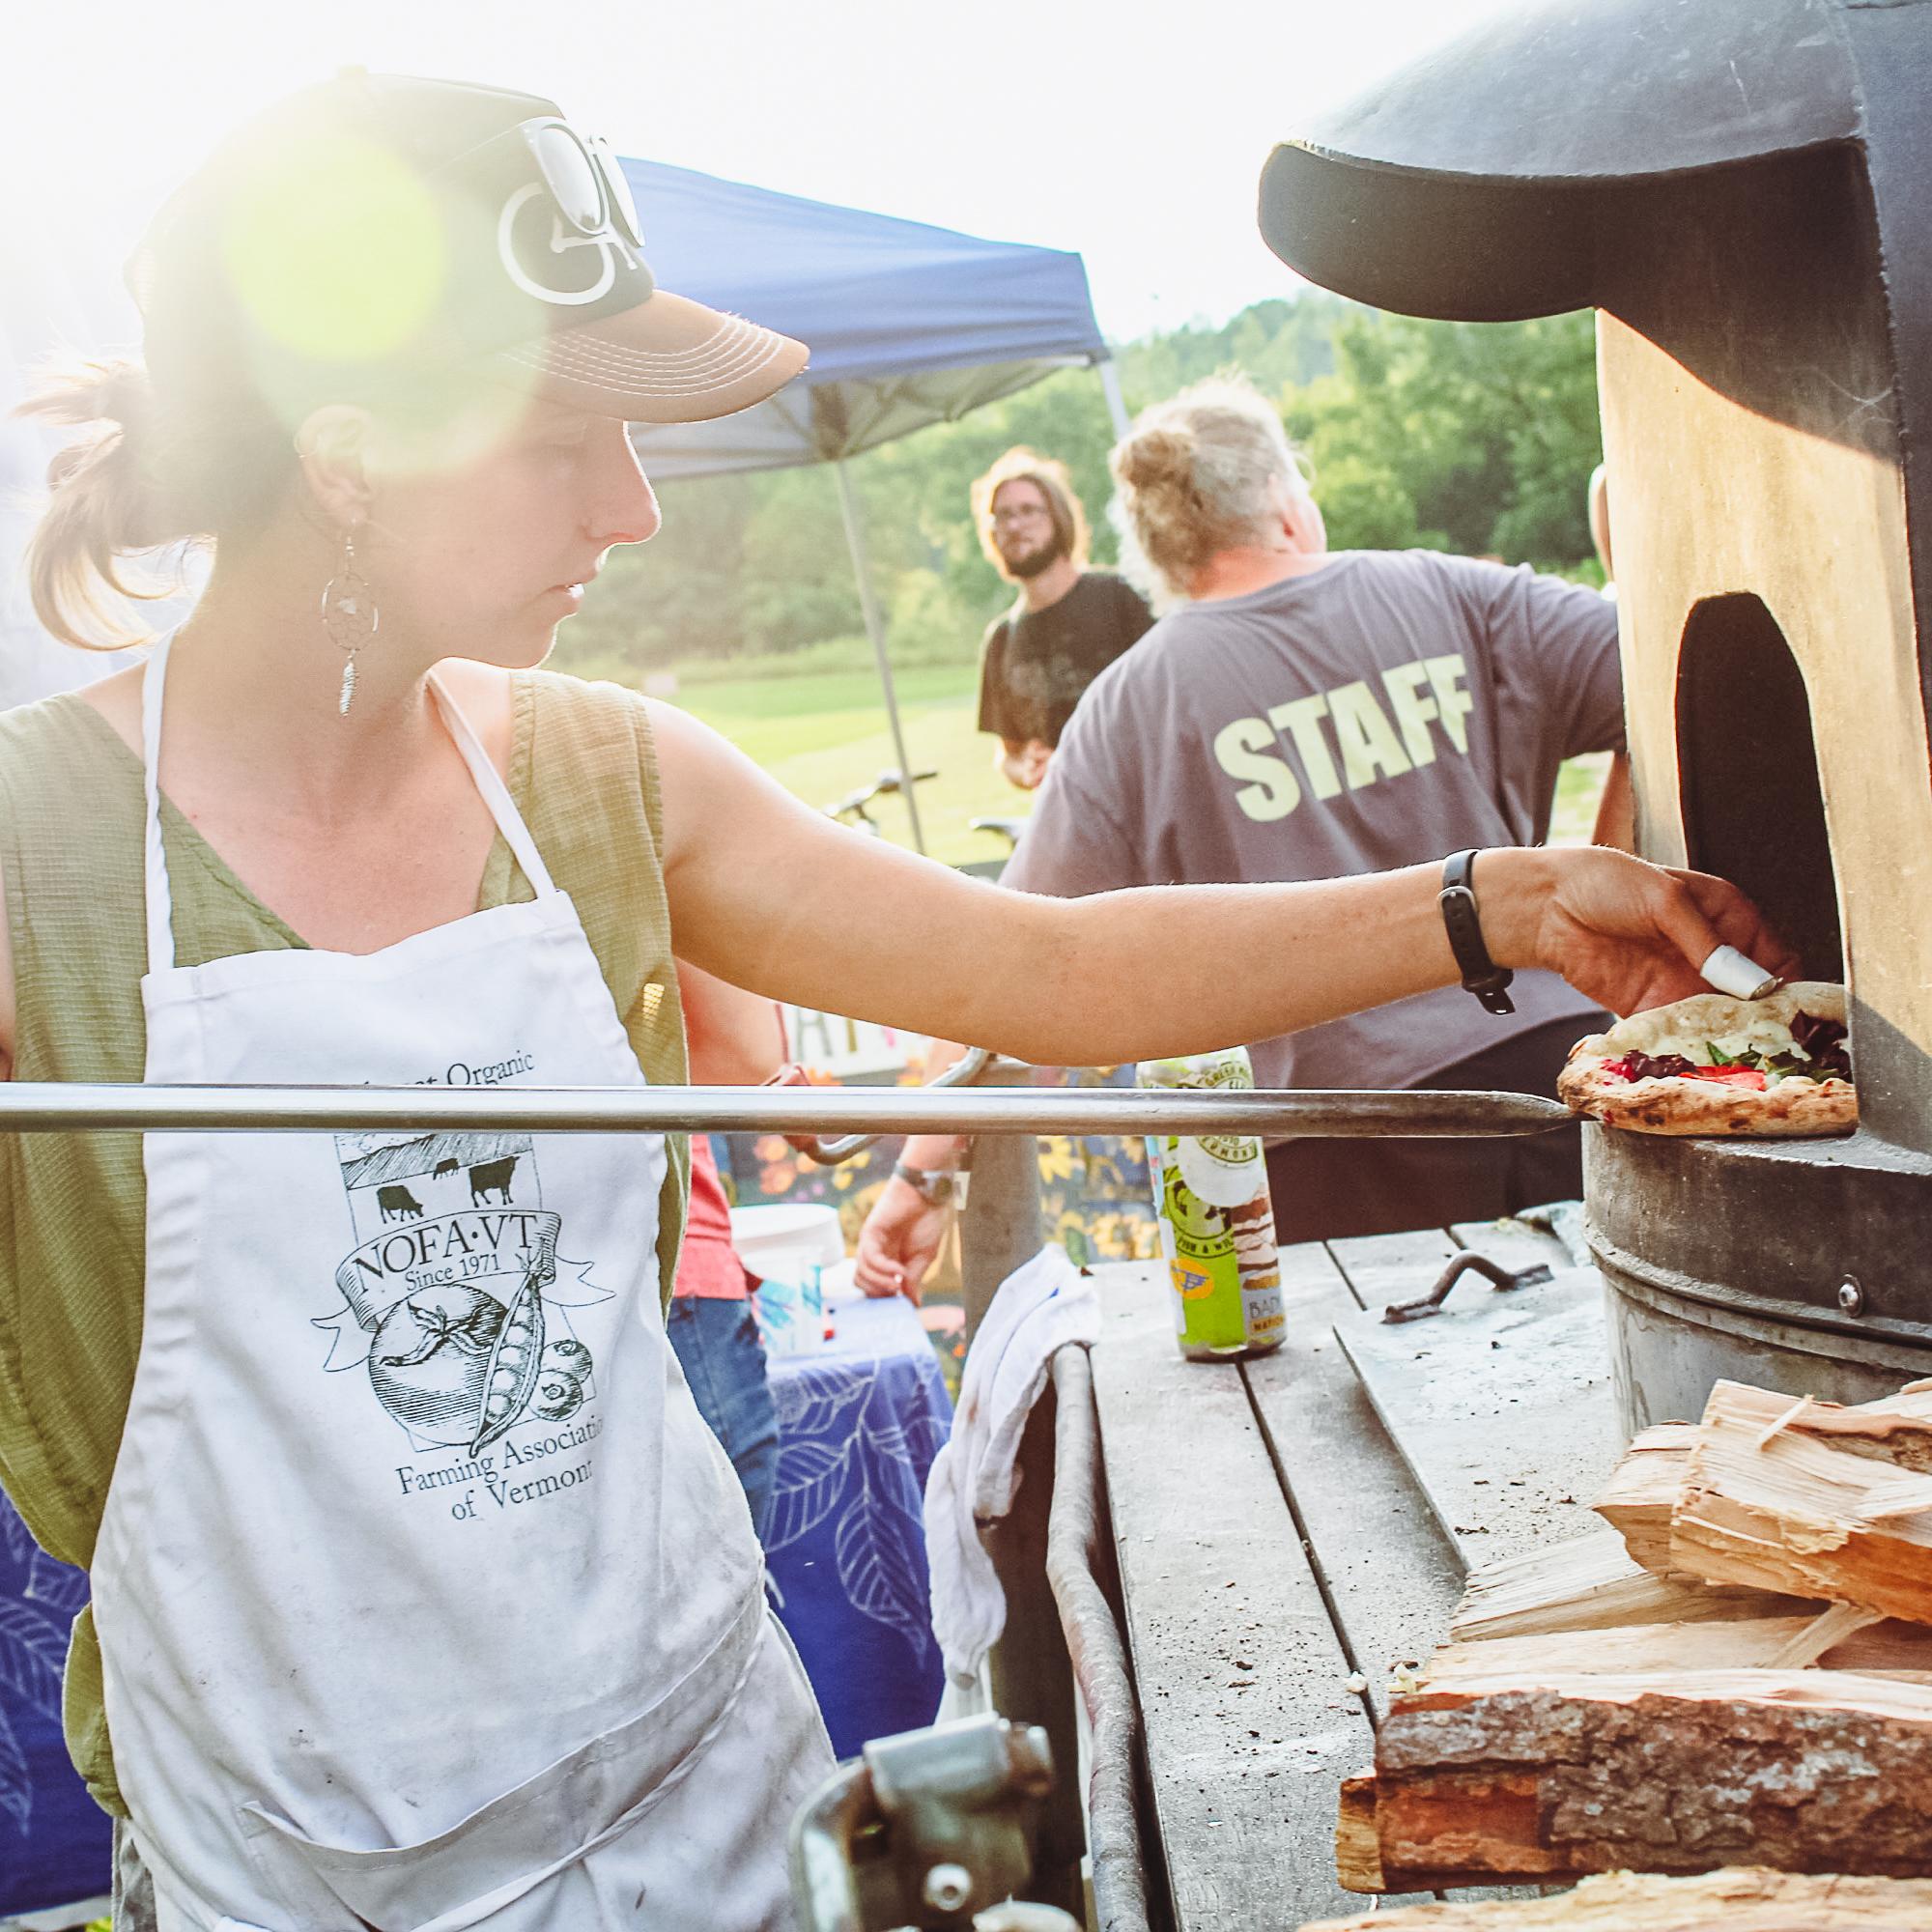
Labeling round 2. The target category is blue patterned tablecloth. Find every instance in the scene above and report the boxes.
[0,1499,110,1919]
[766,1296,953,1760]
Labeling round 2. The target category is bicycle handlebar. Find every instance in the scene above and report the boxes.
[824,767,941,819]
[872,767,939,795]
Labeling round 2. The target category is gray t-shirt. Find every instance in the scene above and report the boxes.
[1001,550,1624,1092]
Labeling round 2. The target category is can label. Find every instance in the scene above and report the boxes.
[1139,1049,1284,1358]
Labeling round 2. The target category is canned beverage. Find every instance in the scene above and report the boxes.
[1136,1048,1285,1361]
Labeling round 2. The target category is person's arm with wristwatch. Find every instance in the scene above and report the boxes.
[855,1130,967,1302]
[852,846,1652,1300]
[855,1028,976,1300]
[854,854,1530,1306]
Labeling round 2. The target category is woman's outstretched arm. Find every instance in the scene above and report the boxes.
[649,702,1796,1067]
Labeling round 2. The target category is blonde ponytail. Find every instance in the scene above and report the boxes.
[15,354,292,652]
[15,360,191,650]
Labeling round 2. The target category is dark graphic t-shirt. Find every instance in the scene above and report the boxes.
[1001,551,1625,1092]
[976,572,1154,748]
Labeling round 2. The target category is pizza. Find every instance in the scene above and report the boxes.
[1557,981,1855,1137]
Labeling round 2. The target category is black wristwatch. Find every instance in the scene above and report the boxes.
[893,1161,957,1208]
[1439,849,1517,1015]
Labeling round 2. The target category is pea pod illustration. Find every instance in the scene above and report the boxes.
[469,1274,548,1455]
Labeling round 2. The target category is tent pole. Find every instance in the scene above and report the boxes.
[1098,356,1132,440]
[833,458,927,855]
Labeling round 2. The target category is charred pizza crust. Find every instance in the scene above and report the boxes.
[1557,981,1856,1138]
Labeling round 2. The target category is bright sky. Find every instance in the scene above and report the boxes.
[6,0,1517,346]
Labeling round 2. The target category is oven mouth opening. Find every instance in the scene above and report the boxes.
[1675,591,1844,985]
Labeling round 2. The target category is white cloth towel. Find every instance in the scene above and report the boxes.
[923,1246,1101,1686]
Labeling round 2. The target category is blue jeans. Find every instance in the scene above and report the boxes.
[665,1295,780,1547]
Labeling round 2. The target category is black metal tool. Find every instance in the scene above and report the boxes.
[1382,1251,1554,1324]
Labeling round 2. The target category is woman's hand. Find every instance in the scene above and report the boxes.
[1483,848,1803,1017]
[853,1177,951,1303]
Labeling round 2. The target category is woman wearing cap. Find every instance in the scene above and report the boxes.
[1,73,1791,1932]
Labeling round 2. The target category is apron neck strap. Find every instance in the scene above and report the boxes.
[140,631,178,978]
[427,673,557,898]
[139,642,560,979]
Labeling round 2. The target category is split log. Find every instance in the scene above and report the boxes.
[1422,1610,1932,1686]
[1335,1773,1382,1892]
[1772,1601,1890,1669]
[1373,1668,1932,1882]
[1448,1528,1815,1645]
[1746,1380,1932,1474]
[1670,1382,1932,1621]
[1593,1423,1696,1571]
[1302,1865,1932,1931]
[1335,1772,1499,1895]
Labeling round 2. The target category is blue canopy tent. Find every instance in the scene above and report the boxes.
[618,157,1125,851]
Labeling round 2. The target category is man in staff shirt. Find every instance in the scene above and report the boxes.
[859,381,1632,1293]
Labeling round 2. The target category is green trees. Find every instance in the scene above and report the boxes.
[555,298,1604,684]
[1284,308,1603,562]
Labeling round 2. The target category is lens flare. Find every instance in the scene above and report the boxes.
[222,131,444,365]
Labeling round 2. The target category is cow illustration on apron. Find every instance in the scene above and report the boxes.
[88,634,833,1932]
[321,1127,610,1467]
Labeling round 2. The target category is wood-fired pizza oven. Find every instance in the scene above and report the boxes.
[1259,0,1932,1424]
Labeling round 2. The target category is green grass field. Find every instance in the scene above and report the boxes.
[670,655,1611,863]
[673,660,1023,867]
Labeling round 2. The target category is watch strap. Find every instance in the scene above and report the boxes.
[1439,848,1517,1016]
[893,1161,956,1207]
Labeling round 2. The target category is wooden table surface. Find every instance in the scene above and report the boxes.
[1089,1221,1625,1931]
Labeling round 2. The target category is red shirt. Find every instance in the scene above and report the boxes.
[674,1134,754,1299]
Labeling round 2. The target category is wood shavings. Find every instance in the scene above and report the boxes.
[1753,1395,1814,1451]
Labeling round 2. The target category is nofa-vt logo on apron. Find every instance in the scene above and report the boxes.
[316,1132,612,1455]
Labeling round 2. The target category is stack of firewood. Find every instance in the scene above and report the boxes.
[1303,1868,1932,1931]
[1336,1378,1932,1908]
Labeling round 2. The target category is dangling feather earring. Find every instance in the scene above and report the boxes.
[320,525,379,716]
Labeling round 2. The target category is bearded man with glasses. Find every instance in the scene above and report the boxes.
[971,447,1152,791]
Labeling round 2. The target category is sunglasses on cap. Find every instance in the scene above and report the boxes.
[434,114,650,307]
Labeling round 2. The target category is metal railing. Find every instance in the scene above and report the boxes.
[1046,1347,1151,1932]
[793,1046,995,1166]
[0,1082,1570,1139]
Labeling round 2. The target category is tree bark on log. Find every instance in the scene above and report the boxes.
[1745,1381,1932,1474]
[1301,1866,1932,1931]
[1373,1670,1932,1883]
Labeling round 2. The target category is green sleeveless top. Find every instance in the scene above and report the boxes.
[0,668,690,1815]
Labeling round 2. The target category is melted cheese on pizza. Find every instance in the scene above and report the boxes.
[1645,1019,1810,1065]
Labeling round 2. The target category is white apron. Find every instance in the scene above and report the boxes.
[89,636,833,1932]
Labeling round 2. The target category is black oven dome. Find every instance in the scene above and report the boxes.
[1268,0,1932,1424]
[1257,0,1878,324]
